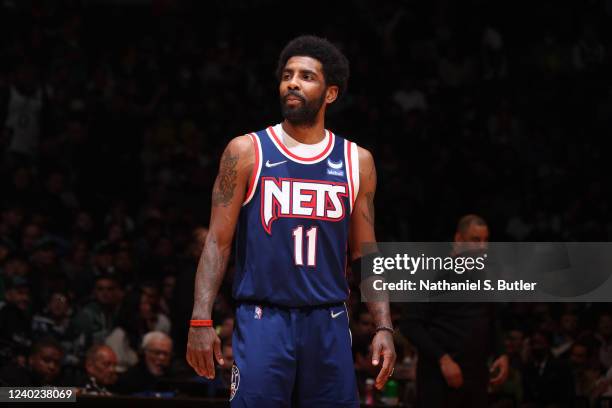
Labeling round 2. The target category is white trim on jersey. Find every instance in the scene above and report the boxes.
[351,141,360,200]
[242,133,263,206]
[266,125,335,165]
[344,140,360,213]
[344,302,352,347]
[344,140,353,212]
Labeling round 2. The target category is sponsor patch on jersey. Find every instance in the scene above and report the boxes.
[327,159,344,176]
[254,306,263,319]
[327,158,343,169]
[230,363,240,401]
[327,168,344,177]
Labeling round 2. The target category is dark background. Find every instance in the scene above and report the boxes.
[1,0,611,406]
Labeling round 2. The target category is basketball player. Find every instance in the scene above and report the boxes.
[186,35,396,407]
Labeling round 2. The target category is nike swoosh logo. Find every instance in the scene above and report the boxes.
[265,160,287,168]
[331,310,345,319]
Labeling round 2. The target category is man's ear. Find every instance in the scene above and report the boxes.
[325,85,339,104]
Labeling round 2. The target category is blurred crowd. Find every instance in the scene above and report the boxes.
[1,0,611,405]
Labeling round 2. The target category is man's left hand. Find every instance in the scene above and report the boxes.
[371,330,396,390]
[489,354,509,386]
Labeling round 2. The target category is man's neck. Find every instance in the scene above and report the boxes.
[281,120,326,145]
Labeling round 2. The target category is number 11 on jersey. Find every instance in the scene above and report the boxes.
[292,226,318,266]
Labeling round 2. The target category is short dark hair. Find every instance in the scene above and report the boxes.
[94,274,119,285]
[456,214,487,234]
[276,35,350,99]
[30,337,64,357]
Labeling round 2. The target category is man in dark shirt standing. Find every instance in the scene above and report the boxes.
[401,215,509,407]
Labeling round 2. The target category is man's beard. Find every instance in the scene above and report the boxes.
[280,90,326,127]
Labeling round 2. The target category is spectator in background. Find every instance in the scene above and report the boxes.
[481,26,508,80]
[353,307,379,392]
[201,341,235,397]
[62,240,92,299]
[217,315,234,346]
[140,281,168,328]
[29,238,69,309]
[113,331,173,395]
[71,275,120,355]
[113,242,138,288]
[5,165,37,211]
[79,344,118,395]
[105,287,171,372]
[0,238,11,271]
[0,275,32,363]
[20,222,43,253]
[31,291,81,368]
[553,311,579,358]
[135,216,164,267]
[522,330,574,407]
[571,26,605,72]
[492,330,525,407]
[220,342,234,384]
[146,236,177,281]
[0,203,24,244]
[352,307,377,361]
[104,201,135,237]
[159,274,175,317]
[92,241,117,277]
[505,328,527,370]
[596,313,612,370]
[2,62,43,165]
[569,342,602,403]
[31,291,72,341]
[71,211,96,244]
[105,222,125,245]
[37,168,79,236]
[0,338,64,386]
[1,254,30,280]
[0,255,29,313]
[70,241,116,302]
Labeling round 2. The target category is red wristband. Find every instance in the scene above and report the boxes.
[190,319,213,327]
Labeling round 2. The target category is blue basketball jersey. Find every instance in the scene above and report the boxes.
[233,124,359,307]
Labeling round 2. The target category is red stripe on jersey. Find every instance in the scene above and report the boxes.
[347,141,355,207]
[268,126,333,162]
[244,133,259,202]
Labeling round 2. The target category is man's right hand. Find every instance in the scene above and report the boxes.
[186,326,224,379]
[439,354,463,389]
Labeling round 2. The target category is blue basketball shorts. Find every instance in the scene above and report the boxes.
[229,302,359,408]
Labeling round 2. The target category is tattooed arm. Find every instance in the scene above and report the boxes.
[187,135,254,379]
[349,146,396,390]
